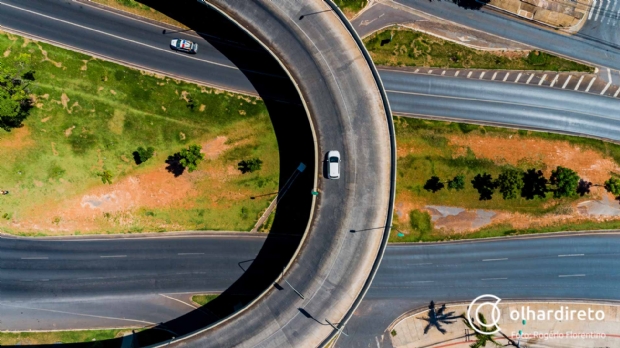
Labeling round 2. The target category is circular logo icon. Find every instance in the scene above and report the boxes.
[467,294,502,335]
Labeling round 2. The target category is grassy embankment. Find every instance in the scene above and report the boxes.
[192,294,219,306]
[333,0,369,17]
[365,28,594,72]
[90,0,188,29]
[0,31,279,236]
[393,117,620,242]
[0,329,134,345]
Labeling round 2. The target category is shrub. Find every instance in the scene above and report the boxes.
[496,169,523,200]
[238,158,263,174]
[549,166,579,198]
[97,170,113,184]
[134,146,155,165]
[178,144,205,173]
[409,210,432,238]
[447,174,465,191]
[605,177,620,196]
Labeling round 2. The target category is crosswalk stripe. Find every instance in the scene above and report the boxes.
[609,0,618,24]
[574,75,585,90]
[589,0,598,19]
[515,72,522,83]
[601,82,612,94]
[550,74,559,87]
[602,0,612,22]
[538,74,547,85]
[594,0,604,21]
[503,72,510,81]
[562,75,572,89]
[585,77,596,92]
[526,74,535,84]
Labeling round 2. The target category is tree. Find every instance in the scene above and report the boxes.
[521,169,548,200]
[97,170,113,184]
[605,177,620,196]
[178,144,205,173]
[0,60,34,131]
[463,313,502,348]
[471,173,496,200]
[447,174,465,191]
[496,169,523,200]
[133,146,154,165]
[549,166,579,198]
[424,176,444,193]
[238,158,263,174]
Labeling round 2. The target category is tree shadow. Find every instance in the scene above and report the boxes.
[577,179,592,196]
[165,153,185,177]
[418,301,462,335]
[449,0,488,10]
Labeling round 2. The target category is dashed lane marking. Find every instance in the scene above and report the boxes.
[562,75,572,89]
[482,258,508,261]
[585,77,596,92]
[559,274,586,277]
[558,254,584,257]
[21,257,48,260]
[481,277,508,280]
[100,255,127,258]
[538,74,547,85]
[574,75,585,90]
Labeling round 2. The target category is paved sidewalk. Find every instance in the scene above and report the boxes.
[380,66,620,99]
[390,301,620,348]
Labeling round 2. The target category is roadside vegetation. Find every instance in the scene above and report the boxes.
[192,294,219,306]
[333,0,368,18]
[0,31,279,236]
[365,27,594,72]
[392,117,620,242]
[0,329,134,345]
[90,0,189,29]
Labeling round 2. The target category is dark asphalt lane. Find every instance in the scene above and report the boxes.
[339,233,620,347]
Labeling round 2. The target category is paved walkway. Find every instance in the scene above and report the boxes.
[390,301,620,348]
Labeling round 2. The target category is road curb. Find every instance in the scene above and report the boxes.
[0,230,269,241]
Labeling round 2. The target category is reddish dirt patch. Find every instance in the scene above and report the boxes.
[0,126,34,150]
[201,136,230,159]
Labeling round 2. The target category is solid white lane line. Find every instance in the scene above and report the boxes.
[21,257,48,260]
[589,0,598,19]
[559,274,586,277]
[562,75,572,88]
[455,71,460,77]
[601,82,612,94]
[159,294,198,309]
[526,74,535,84]
[441,70,446,76]
[515,72,522,83]
[100,255,127,258]
[467,71,473,78]
[0,2,237,69]
[481,277,508,280]
[503,72,510,81]
[558,254,585,257]
[585,77,597,92]
[574,75,585,90]
[538,74,547,85]
[479,72,486,79]
[178,252,205,255]
[550,74,559,87]
[482,258,508,262]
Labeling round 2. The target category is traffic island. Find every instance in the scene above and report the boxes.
[389,300,620,348]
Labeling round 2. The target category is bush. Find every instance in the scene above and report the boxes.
[0,61,34,131]
[178,144,204,173]
[133,146,154,165]
[496,169,523,200]
[409,210,432,238]
[605,177,620,196]
[549,166,579,198]
[238,158,263,174]
[447,174,465,191]
[526,50,548,66]
[97,170,113,184]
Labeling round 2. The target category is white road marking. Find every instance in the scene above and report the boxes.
[481,277,508,280]
[608,68,613,82]
[455,71,460,77]
[21,257,48,260]
[550,74,559,87]
[615,87,620,97]
[616,6,620,25]
[482,258,508,262]
[594,0,605,21]
[526,74,535,84]
[562,75,572,88]
[479,72,486,79]
[100,255,127,258]
[77,277,105,280]
[558,254,585,257]
[159,294,198,309]
[574,75,586,90]
[178,253,205,255]
[609,0,618,24]
[0,2,238,69]
[585,77,597,92]
[410,281,434,283]
[467,71,473,78]
[491,72,497,80]
[601,81,612,94]
[589,0,598,19]
[503,72,510,81]
[603,0,613,23]
[441,70,446,76]
[428,70,433,74]
[559,274,586,277]
[407,263,433,266]
[538,74,547,85]
[414,68,420,73]
[515,72,522,83]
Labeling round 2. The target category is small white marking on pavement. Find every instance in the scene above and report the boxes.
[479,72,486,79]
[455,71,460,77]
[78,277,105,280]
[410,281,434,283]
[515,72,522,83]
[178,253,205,255]
[467,71,472,78]
[503,72,510,81]
[492,72,497,80]
[41,279,49,282]
[614,87,620,97]
[574,75,586,91]
[481,278,508,281]
[589,0,598,19]
[608,68,613,82]
[559,274,586,277]
[21,257,48,260]
[585,77,597,92]
[159,294,198,309]
[428,70,433,74]
[550,74,559,87]
[526,74,535,84]
[594,0,604,20]
[603,0,613,23]
[407,263,433,266]
[375,336,381,348]
[441,70,446,76]
[601,82,612,94]
[538,74,547,85]
[558,254,585,257]
[414,68,420,73]
[562,75,572,88]
[482,258,508,261]
[100,255,127,258]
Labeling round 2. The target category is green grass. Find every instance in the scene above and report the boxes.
[333,0,368,16]
[0,329,134,345]
[364,27,593,72]
[192,294,219,306]
[0,31,279,236]
[390,117,620,242]
[91,0,189,29]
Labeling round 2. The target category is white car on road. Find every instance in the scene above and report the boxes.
[170,39,198,54]
[327,151,341,179]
